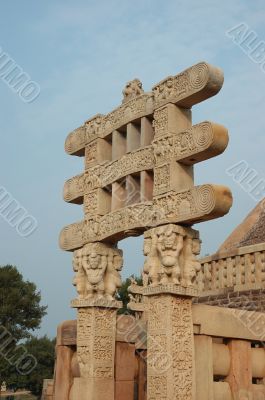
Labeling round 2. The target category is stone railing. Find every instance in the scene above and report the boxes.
[52,306,265,400]
[198,243,265,294]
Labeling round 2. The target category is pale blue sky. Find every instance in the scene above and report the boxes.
[1,0,265,337]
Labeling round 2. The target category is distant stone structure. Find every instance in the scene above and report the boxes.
[57,61,234,400]
[193,197,265,312]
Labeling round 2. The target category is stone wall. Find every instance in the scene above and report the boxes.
[194,287,265,312]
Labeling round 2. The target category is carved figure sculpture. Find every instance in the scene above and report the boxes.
[104,251,123,300]
[143,235,161,286]
[82,247,107,298]
[182,237,201,287]
[157,225,183,285]
[122,79,144,103]
[142,225,201,289]
[72,244,123,301]
[73,248,86,298]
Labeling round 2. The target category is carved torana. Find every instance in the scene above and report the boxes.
[61,63,231,251]
[60,61,232,400]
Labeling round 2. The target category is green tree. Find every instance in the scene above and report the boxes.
[0,265,48,395]
[0,265,47,340]
[23,336,55,397]
[117,275,142,314]
[5,336,55,398]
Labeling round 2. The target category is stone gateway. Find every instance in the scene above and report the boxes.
[47,62,265,400]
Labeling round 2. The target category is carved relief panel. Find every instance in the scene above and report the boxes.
[72,242,123,302]
[142,224,201,290]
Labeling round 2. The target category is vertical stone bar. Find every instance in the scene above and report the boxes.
[140,117,154,147]
[152,104,194,197]
[127,122,141,152]
[140,171,153,202]
[70,242,123,400]
[85,138,112,169]
[54,346,74,400]
[115,342,136,400]
[138,350,147,400]
[153,104,191,138]
[112,130,126,160]
[112,181,126,211]
[126,174,141,206]
[194,335,214,400]
[54,320,76,400]
[225,340,253,399]
[140,224,200,400]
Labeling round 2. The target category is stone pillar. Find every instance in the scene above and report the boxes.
[54,345,74,400]
[194,335,214,400]
[225,340,253,399]
[146,293,195,399]
[54,320,76,400]
[141,224,201,400]
[70,304,120,400]
[70,242,123,400]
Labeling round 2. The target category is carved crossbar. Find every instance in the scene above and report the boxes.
[60,62,232,251]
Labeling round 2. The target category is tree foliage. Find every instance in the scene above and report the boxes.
[23,336,55,396]
[117,275,142,314]
[0,265,53,397]
[0,265,47,340]
[4,336,55,397]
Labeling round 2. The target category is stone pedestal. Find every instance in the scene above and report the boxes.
[70,301,121,400]
[145,291,195,400]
